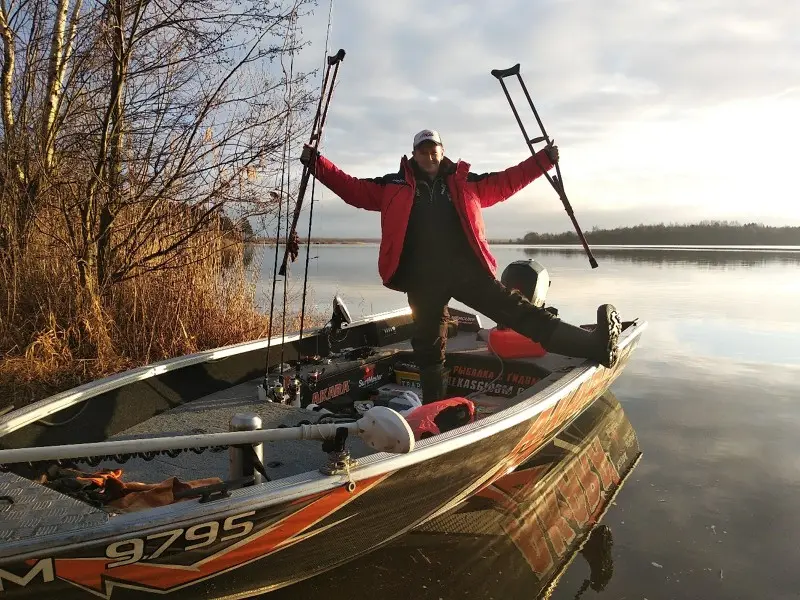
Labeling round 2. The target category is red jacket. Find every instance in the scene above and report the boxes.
[311,149,555,289]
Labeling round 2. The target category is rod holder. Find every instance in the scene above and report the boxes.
[229,413,264,485]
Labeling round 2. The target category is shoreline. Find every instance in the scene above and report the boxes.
[252,240,800,249]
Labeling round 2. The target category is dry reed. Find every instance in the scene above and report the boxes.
[0,210,324,412]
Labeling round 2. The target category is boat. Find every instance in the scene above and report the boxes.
[270,389,642,600]
[0,261,647,599]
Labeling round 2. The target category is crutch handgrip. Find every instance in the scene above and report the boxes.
[328,48,346,65]
[491,64,521,79]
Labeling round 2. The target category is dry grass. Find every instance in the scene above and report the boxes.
[0,218,325,413]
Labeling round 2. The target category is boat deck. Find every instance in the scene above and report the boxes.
[0,469,111,544]
[93,329,583,487]
[382,326,587,371]
[102,381,378,485]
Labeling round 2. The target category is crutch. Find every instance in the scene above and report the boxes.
[279,48,346,276]
[491,63,598,269]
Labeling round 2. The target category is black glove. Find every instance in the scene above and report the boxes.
[545,142,559,164]
[300,144,318,167]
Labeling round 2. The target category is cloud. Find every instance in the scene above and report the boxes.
[284,0,800,237]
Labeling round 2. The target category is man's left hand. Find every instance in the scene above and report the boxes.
[545,143,559,164]
[300,144,318,167]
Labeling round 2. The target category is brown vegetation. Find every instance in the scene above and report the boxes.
[0,0,324,411]
[0,221,274,409]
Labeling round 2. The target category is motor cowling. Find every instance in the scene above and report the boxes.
[500,259,550,307]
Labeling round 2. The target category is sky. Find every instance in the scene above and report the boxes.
[283,0,800,239]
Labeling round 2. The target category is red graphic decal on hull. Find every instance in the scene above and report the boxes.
[496,435,622,574]
[46,475,386,597]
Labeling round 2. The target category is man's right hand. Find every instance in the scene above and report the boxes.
[545,142,559,164]
[300,144,318,167]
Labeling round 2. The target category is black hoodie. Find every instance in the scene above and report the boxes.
[390,158,481,290]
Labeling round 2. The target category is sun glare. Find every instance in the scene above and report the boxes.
[558,91,799,220]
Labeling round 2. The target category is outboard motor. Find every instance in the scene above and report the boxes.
[501,259,550,307]
[497,259,557,330]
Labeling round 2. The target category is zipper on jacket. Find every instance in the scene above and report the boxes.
[416,180,432,202]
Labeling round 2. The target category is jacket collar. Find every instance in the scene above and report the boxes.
[400,155,470,183]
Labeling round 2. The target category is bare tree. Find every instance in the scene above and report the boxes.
[0,0,317,295]
[0,0,87,259]
[0,0,321,372]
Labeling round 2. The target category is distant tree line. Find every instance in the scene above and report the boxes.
[508,221,800,246]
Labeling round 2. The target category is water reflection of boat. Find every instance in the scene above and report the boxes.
[266,390,641,600]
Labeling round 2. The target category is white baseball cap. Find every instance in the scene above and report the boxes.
[413,129,443,148]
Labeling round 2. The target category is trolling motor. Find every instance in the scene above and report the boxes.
[0,405,416,467]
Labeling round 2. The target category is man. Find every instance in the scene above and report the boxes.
[300,129,622,403]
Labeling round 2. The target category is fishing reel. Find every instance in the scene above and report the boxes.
[257,368,303,407]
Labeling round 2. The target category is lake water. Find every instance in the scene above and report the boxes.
[256,244,800,599]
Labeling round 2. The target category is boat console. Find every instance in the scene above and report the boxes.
[250,291,556,423]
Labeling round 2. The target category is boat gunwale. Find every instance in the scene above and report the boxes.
[0,320,647,563]
[0,307,417,438]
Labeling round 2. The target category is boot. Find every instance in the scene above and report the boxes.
[419,364,449,404]
[541,304,622,368]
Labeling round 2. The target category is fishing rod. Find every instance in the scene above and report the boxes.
[279,47,346,277]
[491,63,598,269]
[263,16,302,401]
[259,47,346,403]
[279,21,299,387]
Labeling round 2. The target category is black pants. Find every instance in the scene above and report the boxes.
[406,267,560,369]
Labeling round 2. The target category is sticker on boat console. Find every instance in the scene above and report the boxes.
[449,365,539,387]
[447,365,540,397]
[357,363,389,388]
[310,380,350,403]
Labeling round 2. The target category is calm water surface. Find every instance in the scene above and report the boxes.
[255,244,800,599]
